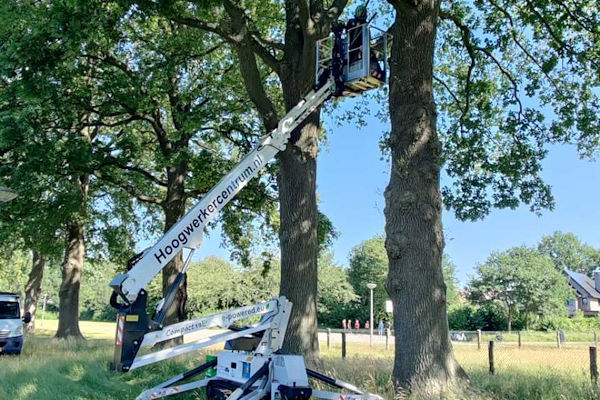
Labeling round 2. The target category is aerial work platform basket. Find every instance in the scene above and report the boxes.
[315,23,391,96]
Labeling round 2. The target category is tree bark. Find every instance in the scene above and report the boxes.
[55,175,89,340]
[23,250,45,333]
[277,111,320,364]
[276,8,322,363]
[384,1,466,393]
[161,164,188,331]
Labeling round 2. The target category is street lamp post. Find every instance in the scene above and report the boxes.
[366,283,377,346]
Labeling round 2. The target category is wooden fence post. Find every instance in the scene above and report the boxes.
[518,331,522,349]
[591,346,598,385]
[556,330,561,349]
[477,329,482,350]
[386,328,390,351]
[327,328,331,350]
[341,332,347,359]
[488,341,495,375]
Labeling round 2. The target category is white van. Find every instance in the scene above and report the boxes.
[0,292,31,355]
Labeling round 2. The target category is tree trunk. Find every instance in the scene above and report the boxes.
[384,1,465,393]
[507,308,512,332]
[56,221,85,339]
[277,17,321,363]
[56,174,88,340]
[161,164,188,331]
[23,250,45,333]
[56,173,89,341]
[277,112,320,364]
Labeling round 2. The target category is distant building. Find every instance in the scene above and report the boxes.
[563,269,600,317]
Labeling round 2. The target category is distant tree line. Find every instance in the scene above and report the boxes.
[450,231,600,332]
[3,230,598,334]
[0,235,450,328]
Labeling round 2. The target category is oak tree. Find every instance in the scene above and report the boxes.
[126,0,349,362]
[384,0,599,392]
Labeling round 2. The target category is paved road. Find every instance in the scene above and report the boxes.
[318,330,395,344]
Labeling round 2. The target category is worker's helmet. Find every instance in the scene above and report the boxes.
[354,4,367,19]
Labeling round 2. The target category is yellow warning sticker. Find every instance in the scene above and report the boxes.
[126,315,139,322]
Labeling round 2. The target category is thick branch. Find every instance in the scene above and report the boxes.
[151,109,171,156]
[86,115,142,128]
[439,11,476,121]
[523,0,599,70]
[325,0,348,21]
[386,0,417,15]
[441,9,524,128]
[235,46,280,130]
[474,46,523,118]
[310,0,349,38]
[169,16,231,40]
[171,12,281,75]
[84,54,137,81]
[93,169,163,205]
[254,36,285,51]
[293,0,315,35]
[221,0,280,129]
[98,159,168,187]
[433,75,464,114]
[224,0,282,74]
[555,0,598,35]
[486,0,562,92]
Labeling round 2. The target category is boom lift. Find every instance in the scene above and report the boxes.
[109,22,391,400]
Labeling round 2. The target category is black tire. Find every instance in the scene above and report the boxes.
[206,379,238,400]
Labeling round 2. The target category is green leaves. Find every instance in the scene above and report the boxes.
[348,236,389,322]
[317,252,358,326]
[434,0,600,220]
[469,245,574,329]
[537,231,600,275]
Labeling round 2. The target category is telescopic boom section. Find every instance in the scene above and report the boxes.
[109,79,335,304]
[108,23,390,399]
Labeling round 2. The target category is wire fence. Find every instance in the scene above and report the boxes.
[451,330,599,384]
[318,329,600,384]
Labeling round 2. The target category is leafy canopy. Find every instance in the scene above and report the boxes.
[537,231,600,275]
[432,0,600,220]
[469,246,574,327]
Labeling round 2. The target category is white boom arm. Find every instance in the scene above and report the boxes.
[109,24,389,399]
[130,297,291,371]
[109,79,334,303]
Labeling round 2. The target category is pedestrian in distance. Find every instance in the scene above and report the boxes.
[378,319,384,336]
[347,318,352,333]
[365,320,370,330]
[342,318,346,330]
[354,319,360,331]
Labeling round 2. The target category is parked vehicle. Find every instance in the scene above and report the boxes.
[0,292,31,355]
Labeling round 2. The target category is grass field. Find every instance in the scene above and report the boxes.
[1,321,599,399]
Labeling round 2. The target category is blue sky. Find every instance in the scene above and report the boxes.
[318,108,600,286]
[196,99,600,288]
